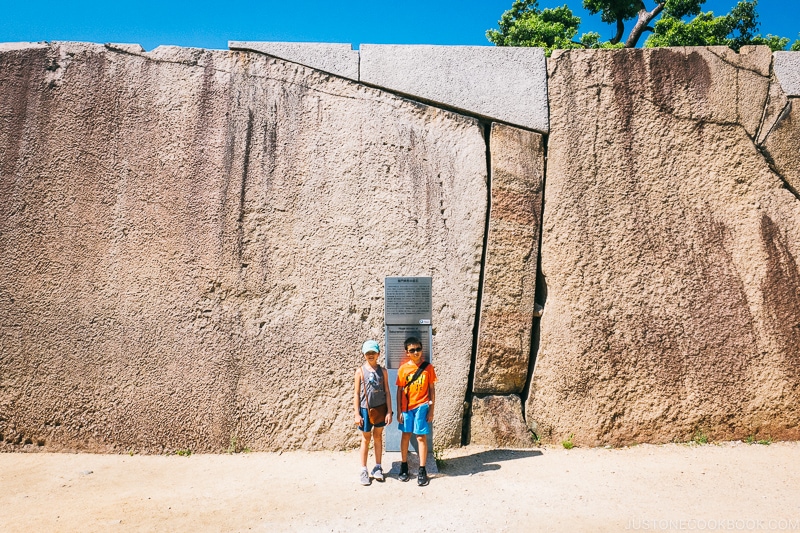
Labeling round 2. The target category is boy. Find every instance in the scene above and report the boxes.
[354,339,392,486]
[396,336,437,486]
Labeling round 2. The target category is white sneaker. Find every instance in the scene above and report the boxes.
[360,469,371,486]
[371,465,385,482]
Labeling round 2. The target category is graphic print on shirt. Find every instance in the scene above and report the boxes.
[361,364,386,408]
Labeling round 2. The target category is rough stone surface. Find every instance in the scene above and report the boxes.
[359,44,549,133]
[105,43,145,54]
[473,124,543,394]
[469,395,535,448]
[774,52,800,96]
[530,46,800,446]
[0,42,487,452]
[228,41,359,80]
[762,97,800,195]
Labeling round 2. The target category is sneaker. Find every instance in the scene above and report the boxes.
[399,462,409,482]
[417,466,429,486]
[360,469,371,486]
[371,465,385,482]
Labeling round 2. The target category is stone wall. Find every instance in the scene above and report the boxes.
[1,41,798,452]
[530,46,800,446]
[0,42,486,452]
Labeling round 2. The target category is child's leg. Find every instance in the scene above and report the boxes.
[416,434,428,467]
[360,431,372,468]
[400,431,412,462]
[372,427,384,466]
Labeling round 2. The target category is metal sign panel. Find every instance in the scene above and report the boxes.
[384,325,431,369]
[384,276,432,325]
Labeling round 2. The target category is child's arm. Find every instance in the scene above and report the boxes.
[427,381,435,423]
[354,368,363,427]
[382,367,393,425]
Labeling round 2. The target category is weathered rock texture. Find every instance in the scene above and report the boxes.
[473,124,543,394]
[360,45,549,133]
[774,52,800,96]
[469,395,535,447]
[530,46,800,446]
[228,41,359,80]
[762,97,800,194]
[0,42,487,452]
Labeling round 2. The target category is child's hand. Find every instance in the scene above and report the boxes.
[385,412,393,425]
[427,407,434,423]
[397,412,404,425]
[355,413,363,427]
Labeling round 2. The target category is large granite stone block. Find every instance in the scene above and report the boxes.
[228,41,359,80]
[774,52,800,97]
[359,44,549,133]
[530,46,800,446]
[0,42,486,452]
[473,124,544,394]
[469,395,536,448]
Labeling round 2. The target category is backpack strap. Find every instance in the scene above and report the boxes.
[360,366,371,410]
[403,361,429,391]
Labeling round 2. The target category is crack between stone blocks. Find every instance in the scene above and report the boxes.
[519,133,548,428]
[705,47,771,79]
[357,80,548,135]
[757,98,792,149]
[461,120,492,446]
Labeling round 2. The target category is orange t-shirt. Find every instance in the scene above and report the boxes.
[396,361,437,411]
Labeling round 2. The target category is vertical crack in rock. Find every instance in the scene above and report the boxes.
[520,134,548,425]
[237,110,254,266]
[759,97,800,200]
[462,120,492,446]
[754,54,799,200]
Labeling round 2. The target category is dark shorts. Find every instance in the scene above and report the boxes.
[358,407,387,433]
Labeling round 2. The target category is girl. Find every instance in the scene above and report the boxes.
[354,339,393,485]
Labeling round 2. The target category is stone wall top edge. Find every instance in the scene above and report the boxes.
[229,40,355,50]
[0,41,49,52]
[0,41,232,55]
[228,40,359,80]
[359,43,549,133]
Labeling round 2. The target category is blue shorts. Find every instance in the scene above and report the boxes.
[358,407,387,433]
[398,402,431,435]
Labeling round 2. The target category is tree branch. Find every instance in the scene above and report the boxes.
[611,17,625,45]
[625,3,665,48]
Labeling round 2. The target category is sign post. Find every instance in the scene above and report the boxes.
[383,277,433,455]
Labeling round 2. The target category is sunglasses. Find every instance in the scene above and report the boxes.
[407,347,422,353]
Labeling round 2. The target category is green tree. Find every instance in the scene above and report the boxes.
[646,0,790,51]
[487,0,798,55]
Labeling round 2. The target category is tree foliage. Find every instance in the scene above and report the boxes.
[487,0,799,55]
[646,0,791,51]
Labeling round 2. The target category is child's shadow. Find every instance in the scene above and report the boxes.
[388,448,542,478]
[436,449,542,477]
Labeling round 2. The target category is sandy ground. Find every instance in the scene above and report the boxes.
[2,442,800,532]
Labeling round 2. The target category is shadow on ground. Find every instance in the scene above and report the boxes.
[437,449,542,477]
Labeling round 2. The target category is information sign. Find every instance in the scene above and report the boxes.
[384,277,432,325]
[384,325,431,369]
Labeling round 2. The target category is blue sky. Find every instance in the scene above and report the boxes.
[0,0,796,51]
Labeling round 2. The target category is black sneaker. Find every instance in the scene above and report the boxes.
[399,462,409,482]
[417,466,429,486]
